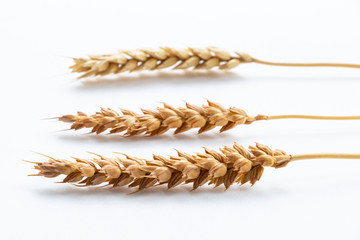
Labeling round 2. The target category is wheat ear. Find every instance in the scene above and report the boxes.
[70,47,360,79]
[27,142,360,192]
[57,100,360,136]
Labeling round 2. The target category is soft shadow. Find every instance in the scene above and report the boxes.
[35,183,285,202]
[249,126,360,140]
[55,124,360,145]
[55,130,246,144]
[73,71,360,89]
[75,71,242,89]
[36,184,223,196]
[243,75,360,83]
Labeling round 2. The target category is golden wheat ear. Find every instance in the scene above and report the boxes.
[70,47,360,79]
[56,100,360,137]
[26,142,360,193]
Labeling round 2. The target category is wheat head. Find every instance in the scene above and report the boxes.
[28,142,291,192]
[70,47,253,78]
[58,100,267,136]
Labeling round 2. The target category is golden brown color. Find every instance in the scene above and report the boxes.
[58,100,360,136]
[28,142,292,192]
[28,142,360,193]
[70,47,253,78]
[70,47,360,79]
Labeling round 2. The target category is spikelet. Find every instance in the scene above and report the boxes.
[28,142,292,192]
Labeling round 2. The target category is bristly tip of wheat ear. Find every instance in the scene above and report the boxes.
[58,100,267,136]
[70,47,253,79]
[28,142,292,192]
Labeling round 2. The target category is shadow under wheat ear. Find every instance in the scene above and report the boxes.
[70,47,360,79]
[27,142,360,193]
[57,100,360,136]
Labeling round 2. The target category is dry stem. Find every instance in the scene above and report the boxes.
[291,153,360,161]
[57,100,360,136]
[70,47,360,79]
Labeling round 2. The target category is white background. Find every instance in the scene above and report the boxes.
[1,0,360,239]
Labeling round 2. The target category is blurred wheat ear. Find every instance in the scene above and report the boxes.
[70,46,360,79]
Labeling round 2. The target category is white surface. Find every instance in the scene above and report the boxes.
[1,0,360,239]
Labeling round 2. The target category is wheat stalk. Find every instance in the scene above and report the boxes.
[27,142,360,193]
[57,100,360,136]
[70,47,360,79]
